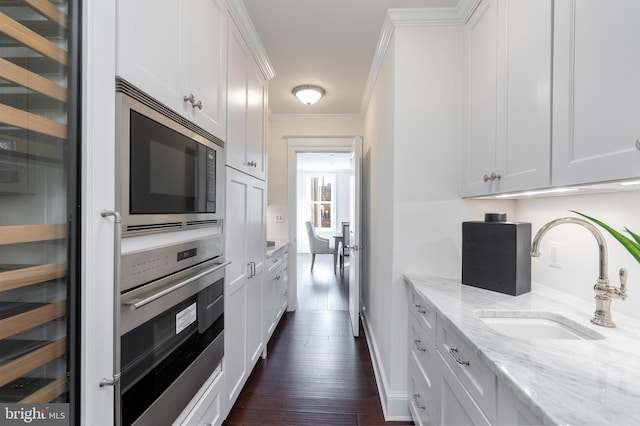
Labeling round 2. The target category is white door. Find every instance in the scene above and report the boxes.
[348,137,362,337]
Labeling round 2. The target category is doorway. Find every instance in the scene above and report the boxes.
[296,152,351,311]
[285,137,356,305]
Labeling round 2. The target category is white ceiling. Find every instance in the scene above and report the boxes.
[241,0,461,116]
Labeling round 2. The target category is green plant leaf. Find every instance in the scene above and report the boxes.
[569,210,640,264]
[625,227,640,245]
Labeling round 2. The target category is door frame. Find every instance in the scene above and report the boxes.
[285,136,359,311]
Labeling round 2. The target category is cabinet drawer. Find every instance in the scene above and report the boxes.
[437,351,490,426]
[437,318,496,423]
[174,368,224,426]
[409,355,436,426]
[409,288,436,343]
[410,311,437,384]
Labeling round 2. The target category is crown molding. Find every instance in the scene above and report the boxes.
[360,0,480,115]
[227,0,275,80]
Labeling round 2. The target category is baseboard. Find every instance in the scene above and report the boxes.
[361,311,412,421]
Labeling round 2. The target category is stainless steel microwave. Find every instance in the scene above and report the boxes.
[116,79,224,236]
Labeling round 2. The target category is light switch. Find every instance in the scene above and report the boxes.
[275,214,284,223]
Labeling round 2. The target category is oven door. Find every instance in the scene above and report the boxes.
[120,258,229,425]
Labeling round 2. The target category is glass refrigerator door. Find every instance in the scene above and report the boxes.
[0,0,79,419]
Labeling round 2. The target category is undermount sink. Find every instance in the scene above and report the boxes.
[475,310,606,340]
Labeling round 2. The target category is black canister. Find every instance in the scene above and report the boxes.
[462,213,531,296]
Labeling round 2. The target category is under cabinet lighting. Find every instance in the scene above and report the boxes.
[620,180,640,186]
[495,188,580,198]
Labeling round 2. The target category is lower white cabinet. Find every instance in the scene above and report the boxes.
[497,381,542,426]
[173,368,225,426]
[224,167,266,410]
[263,245,289,352]
[437,352,490,426]
[407,286,542,426]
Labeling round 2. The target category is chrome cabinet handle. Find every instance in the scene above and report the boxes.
[184,93,196,104]
[449,347,470,366]
[413,393,426,410]
[636,137,640,150]
[414,304,427,314]
[193,99,203,110]
[413,339,426,352]
[483,172,501,182]
[247,160,257,167]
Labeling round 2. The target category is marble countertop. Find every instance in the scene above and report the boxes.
[404,273,640,425]
[266,238,289,258]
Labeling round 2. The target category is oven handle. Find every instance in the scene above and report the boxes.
[123,260,231,310]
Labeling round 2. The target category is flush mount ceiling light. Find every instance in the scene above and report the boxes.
[292,85,325,105]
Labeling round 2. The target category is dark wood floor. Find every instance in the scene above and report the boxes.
[224,254,413,425]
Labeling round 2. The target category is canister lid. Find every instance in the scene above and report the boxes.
[484,213,507,222]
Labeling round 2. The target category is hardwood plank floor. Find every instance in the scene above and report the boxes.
[224,253,413,425]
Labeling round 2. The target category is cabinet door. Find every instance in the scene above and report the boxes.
[497,381,543,425]
[226,17,267,180]
[224,168,250,405]
[552,0,640,185]
[437,353,491,426]
[187,0,227,140]
[246,62,267,180]
[463,0,499,196]
[246,177,265,365]
[495,0,551,192]
[116,0,183,110]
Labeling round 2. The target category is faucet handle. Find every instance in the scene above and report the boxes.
[619,268,628,299]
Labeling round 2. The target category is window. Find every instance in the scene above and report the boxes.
[307,175,334,230]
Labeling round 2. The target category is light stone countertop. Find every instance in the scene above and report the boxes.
[266,238,289,258]
[404,273,640,425]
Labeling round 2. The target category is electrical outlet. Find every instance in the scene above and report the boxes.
[549,241,561,269]
[274,214,284,223]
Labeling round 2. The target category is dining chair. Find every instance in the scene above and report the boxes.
[305,221,335,272]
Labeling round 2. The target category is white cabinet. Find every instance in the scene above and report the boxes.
[407,284,544,426]
[497,381,542,426]
[116,0,226,140]
[174,368,225,426]
[552,0,640,186]
[463,0,552,196]
[437,352,491,426]
[224,167,266,410]
[227,16,267,180]
[264,245,289,353]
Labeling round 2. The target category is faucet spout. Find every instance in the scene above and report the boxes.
[530,216,629,328]
[530,217,608,285]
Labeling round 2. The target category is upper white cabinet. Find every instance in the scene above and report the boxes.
[463,0,552,197]
[552,0,640,186]
[116,0,227,140]
[227,16,267,180]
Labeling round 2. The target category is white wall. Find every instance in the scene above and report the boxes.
[362,25,516,419]
[515,190,640,321]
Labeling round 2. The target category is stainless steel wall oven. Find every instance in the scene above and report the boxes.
[115,79,224,235]
[119,236,227,425]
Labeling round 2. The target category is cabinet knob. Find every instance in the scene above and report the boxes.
[183,94,196,105]
[636,137,640,150]
[482,172,501,182]
[193,99,203,110]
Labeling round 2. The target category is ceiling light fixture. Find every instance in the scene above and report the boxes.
[292,85,325,105]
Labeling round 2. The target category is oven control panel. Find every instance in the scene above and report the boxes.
[120,235,223,292]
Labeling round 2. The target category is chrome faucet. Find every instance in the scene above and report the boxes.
[530,217,628,328]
